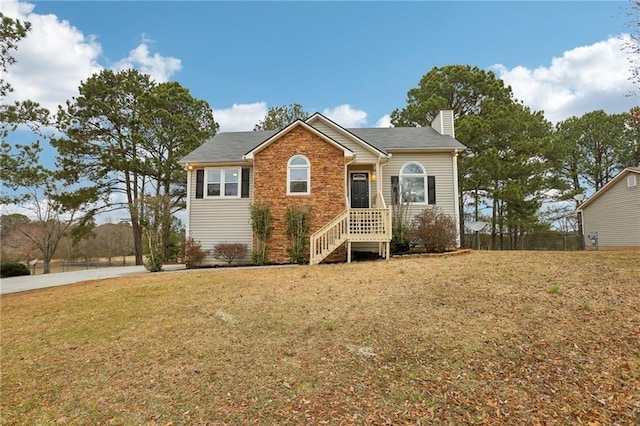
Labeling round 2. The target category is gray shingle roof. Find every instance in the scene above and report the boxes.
[350,127,465,151]
[180,130,277,164]
[179,126,465,165]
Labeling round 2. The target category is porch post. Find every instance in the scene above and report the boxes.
[185,165,192,237]
[452,149,461,247]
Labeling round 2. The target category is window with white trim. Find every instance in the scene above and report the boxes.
[206,168,241,198]
[287,155,310,194]
[400,162,426,203]
[628,175,637,188]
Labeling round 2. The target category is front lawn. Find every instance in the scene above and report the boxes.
[1,251,639,424]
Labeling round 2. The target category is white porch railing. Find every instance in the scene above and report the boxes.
[309,207,391,265]
[348,209,392,242]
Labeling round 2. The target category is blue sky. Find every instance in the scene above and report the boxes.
[2,0,637,134]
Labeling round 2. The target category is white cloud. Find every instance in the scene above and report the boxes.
[322,104,368,128]
[493,35,638,123]
[112,43,181,83]
[1,0,182,114]
[0,0,102,113]
[212,102,268,132]
[375,114,392,128]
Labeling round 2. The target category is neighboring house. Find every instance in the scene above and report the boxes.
[577,167,640,250]
[179,111,466,264]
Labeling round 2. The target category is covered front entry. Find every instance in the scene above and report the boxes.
[350,172,369,208]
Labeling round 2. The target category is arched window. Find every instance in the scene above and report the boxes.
[400,162,426,203]
[287,155,310,194]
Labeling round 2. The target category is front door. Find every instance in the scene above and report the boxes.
[350,173,369,208]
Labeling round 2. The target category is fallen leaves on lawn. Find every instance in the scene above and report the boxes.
[1,251,639,424]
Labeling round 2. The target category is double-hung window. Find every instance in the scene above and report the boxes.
[206,168,240,198]
[287,155,310,195]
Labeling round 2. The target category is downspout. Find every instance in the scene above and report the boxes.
[185,164,192,237]
[452,149,461,247]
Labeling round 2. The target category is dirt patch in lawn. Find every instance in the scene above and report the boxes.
[1,251,639,424]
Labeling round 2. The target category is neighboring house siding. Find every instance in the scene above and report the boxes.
[311,121,379,164]
[382,152,457,221]
[254,126,346,263]
[188,168,253,263]
[582,174,640,249]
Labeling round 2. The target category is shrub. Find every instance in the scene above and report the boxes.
[251,203,272,265]
[391,222,410,254]
[285,204,312,264]
[1,262,30,278]
[213,243,248,265]
[408,207,457,253]
[183,237,210,269]
[144,243,164,272]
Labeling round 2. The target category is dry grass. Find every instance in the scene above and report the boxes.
[1,251,639,425]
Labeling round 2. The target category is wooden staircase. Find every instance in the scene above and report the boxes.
[309,208,391,265]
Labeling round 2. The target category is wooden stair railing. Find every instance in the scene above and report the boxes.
[309,210,349,265]
[309,207,392,265]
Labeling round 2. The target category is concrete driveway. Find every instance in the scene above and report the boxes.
[0,264,186,295]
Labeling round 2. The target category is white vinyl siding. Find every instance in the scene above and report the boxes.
[432,110,455,137]
[382,152,457,222]
[582,172,640,248]
[311,121,379,163]
[188,168,253,264]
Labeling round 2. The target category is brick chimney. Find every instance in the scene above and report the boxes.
[431,110,455,138]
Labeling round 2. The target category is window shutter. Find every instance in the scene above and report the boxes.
[196,169,204,199]
[391,176,399,204]
[427,175,436,205]
[241,168,250,198]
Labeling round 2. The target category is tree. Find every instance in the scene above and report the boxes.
[0,14,50,185]
[0,13,49,140]
[0,14,88,272]
[622,106,640,168]
[390,65,513,126]
[137,81,217,261]
[254,103,310,131]
[391,65,551,248]
[463,100,557,249]
[54,70,217,265]
[0,214,32,262]
[0,13,30,98]
[1,143,84,273]
[94,222,135,263]
[555,110,627,193]
[53,69,153,265]
[623,1,640,91]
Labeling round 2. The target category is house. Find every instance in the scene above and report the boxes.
[577,167,640,250]
[179,111,466,264]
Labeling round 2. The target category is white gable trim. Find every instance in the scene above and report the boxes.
[305,113,390,159]
[243,119,354,160]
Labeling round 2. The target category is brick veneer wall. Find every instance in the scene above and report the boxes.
[253,126,346,263]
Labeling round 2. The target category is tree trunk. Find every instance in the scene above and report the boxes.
[131,217,144,265]
[458,191,466,248]
[491,197,497,250]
